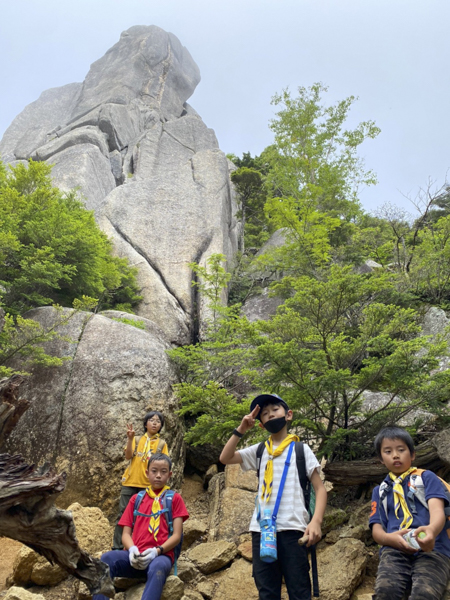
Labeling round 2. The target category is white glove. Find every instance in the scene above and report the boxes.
[136,547,158,569]
[128,545,144,570]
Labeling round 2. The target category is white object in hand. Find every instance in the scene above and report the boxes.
[403,529,426,550]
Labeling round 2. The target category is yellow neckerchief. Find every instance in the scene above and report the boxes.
[146,485,170,541]
[261,434,299,503]
[389,467,416,529]
[141,433,160,463]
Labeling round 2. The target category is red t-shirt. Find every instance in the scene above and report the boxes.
[119,491,189,564]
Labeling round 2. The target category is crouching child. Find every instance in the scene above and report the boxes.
[220,393,327,600]
[370,426,450,600]
[94,453,188,600]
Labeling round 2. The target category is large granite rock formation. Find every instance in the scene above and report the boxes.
[4,307,184,518]
[0,25,240,345]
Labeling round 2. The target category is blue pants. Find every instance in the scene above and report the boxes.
[93,550,172,600]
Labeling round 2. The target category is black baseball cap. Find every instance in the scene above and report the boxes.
[250,393,289,421]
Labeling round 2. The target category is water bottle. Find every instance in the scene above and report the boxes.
[403,529,426,550]
[260,508,277,563]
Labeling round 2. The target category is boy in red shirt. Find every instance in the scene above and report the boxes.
[94,453,188,600]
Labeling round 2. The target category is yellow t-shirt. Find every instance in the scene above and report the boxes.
[121,434,169,488]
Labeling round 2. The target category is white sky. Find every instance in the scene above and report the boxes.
[1,0,449,213]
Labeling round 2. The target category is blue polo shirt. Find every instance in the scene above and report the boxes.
[369,470,450,558]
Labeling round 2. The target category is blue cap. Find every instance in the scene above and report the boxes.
[250,393,289,420]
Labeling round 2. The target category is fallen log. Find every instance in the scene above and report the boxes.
[323,438,445,486]
[0,453,114,597]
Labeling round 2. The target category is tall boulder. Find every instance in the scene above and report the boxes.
[4,307,184,518]
[0,25,241,345]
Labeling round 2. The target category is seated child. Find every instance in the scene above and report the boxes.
[369,426,450,600]
[112,411,169,550]
[95,453,188,600]
[220,393,327,600]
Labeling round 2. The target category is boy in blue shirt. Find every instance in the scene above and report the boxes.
[369,426,450,599]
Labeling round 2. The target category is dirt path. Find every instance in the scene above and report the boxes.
[0,538,22,591]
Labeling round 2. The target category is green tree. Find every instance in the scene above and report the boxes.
[0,304,87,378]
[243,266,449,458]
[266,83,379,220]
[169,255,257,445]
[409,215,450,306]
[0,160,142,315]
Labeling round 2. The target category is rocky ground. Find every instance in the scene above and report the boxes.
[1,473,449,600]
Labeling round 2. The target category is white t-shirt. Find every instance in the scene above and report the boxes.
[239,441,320,533]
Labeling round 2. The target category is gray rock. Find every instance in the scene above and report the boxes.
[98,102,142,152]
[241,287,284,322]
[99,149,239,344]
[4,587,45,600]
[360,391,433,426]
[356,259,383,274]
[0,26,240,346]
[5,307,184,517]
[70,25,200,123]
[422,306,450,337]
[182,519,209,551]
[432,428,450,466]
[109,150,124,184]
[317,538,367,600]
[188,540,237,574]
[49,144,116,215]
[31,126,110,161]
[0,82,82,162]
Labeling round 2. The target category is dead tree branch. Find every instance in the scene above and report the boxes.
[0,453,114,597]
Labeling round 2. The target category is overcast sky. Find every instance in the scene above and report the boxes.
[1,0,449,213]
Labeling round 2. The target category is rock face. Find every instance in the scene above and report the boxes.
[0,25,240,345]
[4,307,184,516]
[317,538,367,600]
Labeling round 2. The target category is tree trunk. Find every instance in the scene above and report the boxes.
[0,453,114,597]
[323,439,445,486]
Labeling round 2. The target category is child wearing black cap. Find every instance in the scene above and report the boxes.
[220,393,327,600]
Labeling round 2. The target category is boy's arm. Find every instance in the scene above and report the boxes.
[125,423,135,460]
[415,497,446,552]
[304,469,327,547]
[158,517,183,555]
[121,526,135,550]
[219,405,260,465]
[371,523,417,553]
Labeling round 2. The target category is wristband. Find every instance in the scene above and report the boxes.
[232,428,243,438]
[157,546,164,555]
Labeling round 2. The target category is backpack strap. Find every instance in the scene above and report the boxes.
[156,437,166,454]
[256,441,266,482]
[161,490,182,576]
[132,490,147,529]
[294,442,312,514]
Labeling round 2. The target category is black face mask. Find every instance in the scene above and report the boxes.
[263,416,286,434]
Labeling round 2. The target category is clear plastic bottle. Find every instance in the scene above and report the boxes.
[260,508,277,563]
[403,529,426,550]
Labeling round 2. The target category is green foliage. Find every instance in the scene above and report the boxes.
[0,307,75,378]
[174,87,450,460]
[0,160,142,315]
[409,215,450,305]
[111,317,146,330]
[242,266,449,458]
[190,254,231,335]
[266,83,379,221]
